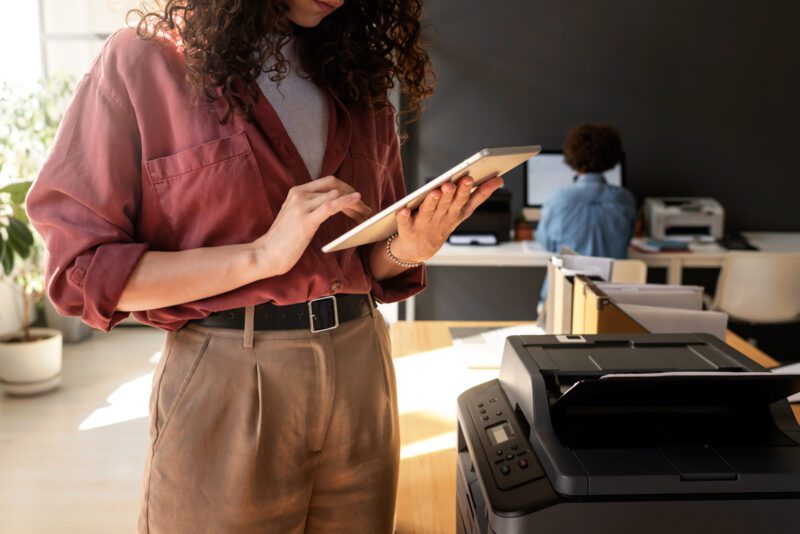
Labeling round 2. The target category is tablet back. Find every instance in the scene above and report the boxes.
[322,145,540,253]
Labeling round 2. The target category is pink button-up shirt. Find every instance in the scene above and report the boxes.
[26,29,426,333]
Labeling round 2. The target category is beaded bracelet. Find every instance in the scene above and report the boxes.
[385,233,424,268]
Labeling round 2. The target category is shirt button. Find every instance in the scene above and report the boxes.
[330,279,342,292]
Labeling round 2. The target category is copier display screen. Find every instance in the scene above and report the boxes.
[487,423,515,445]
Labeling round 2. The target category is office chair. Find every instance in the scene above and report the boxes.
[710,252,800,324]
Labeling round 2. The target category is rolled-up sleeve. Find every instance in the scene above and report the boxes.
[25,70,149,332]
[357,109,427,304]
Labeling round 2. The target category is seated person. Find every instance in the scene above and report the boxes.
[536,124,637,304]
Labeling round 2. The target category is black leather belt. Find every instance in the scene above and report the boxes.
[193,294,373,333]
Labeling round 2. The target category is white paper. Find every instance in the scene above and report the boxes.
[594,283,704,310]
[451,323,545,369]
[561,255,613,281]
[619,304,728,341]
[771,362,800,402]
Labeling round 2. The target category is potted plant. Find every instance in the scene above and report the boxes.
[0,76,87,395]
[0,180,63,395]
[0,76,92,343]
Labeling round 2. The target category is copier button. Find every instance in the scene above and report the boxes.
[506,454,515,461]
[500,465,511,475]
[516,450,528,456]
[477,403,484,408]
[518,458,529,469]
[493,458,504,465]
[481,416,489,421]
[479,409,486,414]
[496,449,503,456]
[511,444,518,451]
[495,411,502,416]
[489,398,497,403]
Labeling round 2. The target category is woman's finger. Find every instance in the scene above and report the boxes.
[311,192,362,223]
[435,181,457,214]
[304,189,342,212]
[416,188,441,223]
[341,200,373,223]
[340,198,372,214]
[396,207,414,236]
[460,176,504,220]
[448,176,474,216]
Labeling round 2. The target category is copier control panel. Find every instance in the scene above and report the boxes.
[466,383,545,490]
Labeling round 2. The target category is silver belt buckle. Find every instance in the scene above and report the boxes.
[308,295,338,333]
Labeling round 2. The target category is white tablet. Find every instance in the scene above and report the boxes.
[322,145,541,253]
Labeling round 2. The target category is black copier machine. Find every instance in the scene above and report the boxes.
[456,334,800,533]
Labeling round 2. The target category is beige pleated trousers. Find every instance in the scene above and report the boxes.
[137,300,399,533]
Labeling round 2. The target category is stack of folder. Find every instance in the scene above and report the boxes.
[545,254,729,339]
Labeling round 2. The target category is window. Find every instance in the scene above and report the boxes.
[40,0,137,79]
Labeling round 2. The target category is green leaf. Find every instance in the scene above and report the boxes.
[0,236,13,276]
[0,181,32,205]
[11,205,29,224]
[6,227,30,260]
[7,217,33,247]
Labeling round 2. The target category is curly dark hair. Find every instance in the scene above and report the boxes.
[129,0,434,124]
[563,124,623,174]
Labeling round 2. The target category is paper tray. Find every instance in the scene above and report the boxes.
[553,372,800,413]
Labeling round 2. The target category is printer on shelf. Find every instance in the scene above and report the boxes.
[644,197,724,240]
[456,333,800,534]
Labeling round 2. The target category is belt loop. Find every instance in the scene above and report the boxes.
[243,305,255,348]
[367,293,377,317]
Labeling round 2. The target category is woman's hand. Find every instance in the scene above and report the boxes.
[250,176,372,276]
[389,175,505,262]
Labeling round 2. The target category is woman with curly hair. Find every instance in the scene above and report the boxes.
[25,0,503,532]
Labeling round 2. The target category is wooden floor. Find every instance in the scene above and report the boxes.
[0,327,163,533]
[0,322,795,533]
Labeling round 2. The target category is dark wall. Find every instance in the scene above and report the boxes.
[414,0,800,232]
[410,0,800,321]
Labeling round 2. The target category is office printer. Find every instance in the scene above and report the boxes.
[644,197,724,240]
[456,333,800,534]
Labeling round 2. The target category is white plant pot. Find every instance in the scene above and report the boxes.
[0,280,36,337]
[0,327,63,396]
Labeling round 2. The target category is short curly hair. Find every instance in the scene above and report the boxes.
[563,124,623,174]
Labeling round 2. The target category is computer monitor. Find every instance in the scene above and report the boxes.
[524,151,625,207]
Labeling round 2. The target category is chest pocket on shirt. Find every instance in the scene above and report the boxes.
[145,131,273,249]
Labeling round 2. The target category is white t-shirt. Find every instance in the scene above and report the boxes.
[257,38,329,180]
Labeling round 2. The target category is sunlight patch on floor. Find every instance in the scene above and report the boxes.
[78,351,161,431]
[400,431,456,460]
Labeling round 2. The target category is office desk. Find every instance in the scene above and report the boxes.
[629,232,800,284]
[390,321,799,533]
[406,232,800,319]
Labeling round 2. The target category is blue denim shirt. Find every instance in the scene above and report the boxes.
[536,173,637,301]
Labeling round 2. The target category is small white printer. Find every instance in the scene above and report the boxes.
[644,197,724,240]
